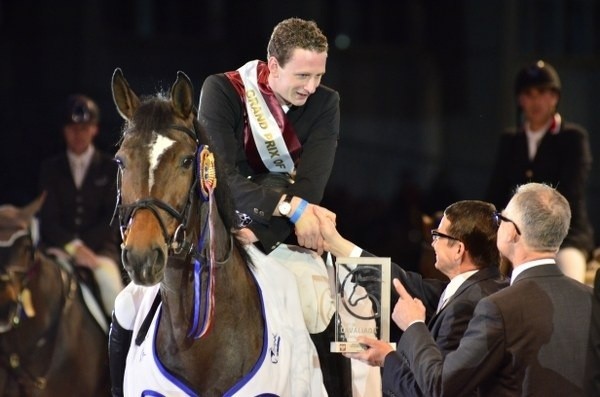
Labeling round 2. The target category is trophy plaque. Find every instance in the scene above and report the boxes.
[330,257,395,353]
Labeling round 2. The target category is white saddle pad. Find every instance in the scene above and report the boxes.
[268,244,335,333]
[269,244,382,397]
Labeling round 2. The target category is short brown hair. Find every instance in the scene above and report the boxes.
[444,200,500,269]
[267,18,328,66]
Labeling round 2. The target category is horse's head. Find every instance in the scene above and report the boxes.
[112,69,220,286]
[0,194,44,332]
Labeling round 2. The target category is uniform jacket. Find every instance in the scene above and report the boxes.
[361,250,507,397]
[397,262,593,396]
[486,120,594,255]
[198,73,340,253]
[38,149,120,263]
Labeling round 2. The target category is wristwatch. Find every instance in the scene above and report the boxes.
[278,194,293,217]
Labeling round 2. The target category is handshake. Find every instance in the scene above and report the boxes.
[234,202,352,257]
[301,205,353,257]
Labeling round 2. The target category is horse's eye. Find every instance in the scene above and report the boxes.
[182,156,195,169]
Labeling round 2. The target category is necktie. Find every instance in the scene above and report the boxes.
[436,289,448,314]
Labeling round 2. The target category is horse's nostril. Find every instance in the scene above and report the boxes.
[155,248,165,268]
[120,244,167,286]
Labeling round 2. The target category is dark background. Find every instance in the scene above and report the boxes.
[2,0,600,268]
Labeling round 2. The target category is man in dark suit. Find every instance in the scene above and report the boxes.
[198,18,347,396]
[318,200,508,396]
[387,183,593,396]
[38,94,123,317]
[486,60,594,283]
[198,17,338,255]
[587,268,600,395]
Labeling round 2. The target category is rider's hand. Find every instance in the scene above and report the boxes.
[73,243,100,269]
[234,227,259,245]
[295,204,335,255]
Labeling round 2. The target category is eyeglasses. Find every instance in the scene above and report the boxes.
[493,211,521,235]
[431,229,461,242]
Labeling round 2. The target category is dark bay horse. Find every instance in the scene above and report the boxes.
[0,196,110,396]
[111,69,325,396]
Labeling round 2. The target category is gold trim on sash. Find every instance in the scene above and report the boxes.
[237,60,296,174]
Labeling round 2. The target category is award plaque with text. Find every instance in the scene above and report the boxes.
[330,257,395,353]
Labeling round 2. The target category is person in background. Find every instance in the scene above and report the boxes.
[587,268,600,395]
[486,60,594,283]
[317,200,508,396]
[38,94,123,318]
[383,183,593,396]
[198,17,353,396]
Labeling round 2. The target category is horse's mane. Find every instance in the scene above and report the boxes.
[124,95,251,266]
[127,95,175,135]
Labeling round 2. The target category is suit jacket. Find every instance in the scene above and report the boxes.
[586,268,600,395]
[198,73,340,253]
[397,262,593,396]
[362,250,507,397]
[486,121,594,255]
[38,149,120,263]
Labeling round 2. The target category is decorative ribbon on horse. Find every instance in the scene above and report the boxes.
[224,60,301,174]
[198,145,217,200]
[189,145,218,339]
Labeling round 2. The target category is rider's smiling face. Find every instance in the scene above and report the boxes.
[268,48,327,107]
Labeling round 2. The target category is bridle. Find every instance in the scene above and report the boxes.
[116,122,229,340]
[114,124,201,257]
[0,227,38,333]
[0,227,78,393]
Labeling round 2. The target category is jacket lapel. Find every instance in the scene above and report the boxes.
[439,267,502,310]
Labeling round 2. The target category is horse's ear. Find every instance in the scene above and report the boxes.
[22,192,46,220]
[171,71,194,119]
[112,68,141,121]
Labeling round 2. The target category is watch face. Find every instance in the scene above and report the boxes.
[279,202,292,216]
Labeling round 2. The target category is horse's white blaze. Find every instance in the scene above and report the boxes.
[148,132,176,190]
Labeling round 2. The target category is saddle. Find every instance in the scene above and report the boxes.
[46,251,109,333]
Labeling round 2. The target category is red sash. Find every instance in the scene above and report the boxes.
[225,61,301,174]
